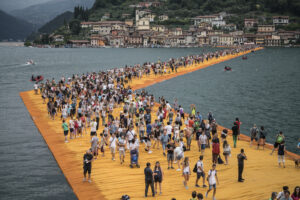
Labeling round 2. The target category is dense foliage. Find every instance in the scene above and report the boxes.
[38,11,73,34]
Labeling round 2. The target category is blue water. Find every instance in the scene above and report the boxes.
[144,47,300,153]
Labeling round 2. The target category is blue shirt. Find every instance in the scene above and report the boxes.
[146,124,152,134]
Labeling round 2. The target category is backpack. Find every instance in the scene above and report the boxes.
[217,156,224,164]
[121,195,130,200]
[193,163,198,173]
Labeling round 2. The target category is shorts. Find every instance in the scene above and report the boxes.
[64,130,68,136]
[187,137,192,145]
[162,143,167,150]
[274,142,279,148]
[83,164,91,174]
[176,155,183,160]
[154,176,162,183]
[110,147,116,154]
[70,128,74,133]
[251,137,257,141]
[278,155,285,163]
[119,149,125,156]
[167,153,174,161]
[197,172,204,179]
[201,144,206,150]
[260,136,266,139]
[209,184,216,189]
[90,131,96,136]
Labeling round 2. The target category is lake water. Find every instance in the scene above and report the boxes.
[0,46,299,199]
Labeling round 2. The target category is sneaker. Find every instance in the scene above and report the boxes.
[148,150,152,154]
[83,178,86,182]
[171,166,174,169]
[195,184,200,187]
[88,179,92,183]
[168,167,170,170]
[203,184,207,188]
[185,186,189,190]
[176,168,181,171]
[163,152,166,156]
[65,140,69,143]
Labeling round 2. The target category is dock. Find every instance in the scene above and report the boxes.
[20,47,300,200]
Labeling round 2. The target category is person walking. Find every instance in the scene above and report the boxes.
[278,142,286,168]
[222,140,231,165]
[232,122,238,148]
[166,141,175,169]
[199,131,208,155]
[153,161,163,195]
[144,162,155,197]
[237,149,247,182]
[271,131,285,155]
[195,155,207,188]
[62,119,69,143]
[182,157,191,189]
[83,149,93,183]
[205,164,219,200]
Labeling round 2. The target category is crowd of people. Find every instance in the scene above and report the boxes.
[33,45,299,200]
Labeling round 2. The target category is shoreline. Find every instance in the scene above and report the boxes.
[20,46,299,200]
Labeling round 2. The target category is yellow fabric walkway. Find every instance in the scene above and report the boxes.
[20,47,300,200]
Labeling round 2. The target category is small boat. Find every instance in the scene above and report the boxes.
[26,60,35,65]
[224,66,232,71]
[242,56,247,60]
[30,75,44,83]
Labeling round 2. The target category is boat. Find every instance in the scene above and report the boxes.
[224,66,232,71]
[242,56,247,60]
[26,60,35,65]
[30,75,44,83]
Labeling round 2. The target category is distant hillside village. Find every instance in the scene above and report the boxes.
[34,1,300,48]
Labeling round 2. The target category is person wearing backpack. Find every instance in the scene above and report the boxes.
[212,135,220,164]
[270,131,285,155]
[195,155,207,188]
[205,164,219,200]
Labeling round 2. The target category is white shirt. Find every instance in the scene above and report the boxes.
[34,84,38,90]
[174,146,183,158]
[69,119,74,129]
[208,169,217,185]
[199,134,207,145]
[90,121,97,132]
[109,137,117,148]
[165,125,173,135]
[197,160,204,173]
[127,130,135,141]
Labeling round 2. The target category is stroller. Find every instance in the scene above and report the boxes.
[130,149,140,168]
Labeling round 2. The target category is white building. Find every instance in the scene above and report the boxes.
[193,14,226,28]
[273,16,289,25]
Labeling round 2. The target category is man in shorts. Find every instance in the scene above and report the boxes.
[174,145,184,171]
[62,119,68,143]
[205,164,219,200]
[90,134,99,159]
[199,131,207,155]
[109,133,117,161]
[83,149,93,183]
[195,155,207,188]
[166,141,175,169]
[90,118,97,138]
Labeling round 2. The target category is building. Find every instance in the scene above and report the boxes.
[265,35,281,46]
[219,34,234,45]
[244,19,258,29]
[90,36,105,46]
[68,40,89,47]
[273,16,289,25]
[209,35,220,45]
[172,28,182,36]
[125,19,134,27]
[151,25,166,33]
[81,22,97,29]
[159,15,168,21]
[193,14,225,28]
[53,35,64,42]
[255,34,265,45]
[223,24,237,31]
[109,36,124,47]
[257,25,275,35]
[136,18,150,30]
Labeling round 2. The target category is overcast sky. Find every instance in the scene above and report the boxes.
[0,0,52,12]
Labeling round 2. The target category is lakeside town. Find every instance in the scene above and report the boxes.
[34,8,300,48]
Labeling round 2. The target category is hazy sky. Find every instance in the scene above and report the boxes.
[0,0,52,12]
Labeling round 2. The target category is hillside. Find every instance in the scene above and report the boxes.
[38,11,73,34]
[0,10,35,41]
[0,0,51,12]
[11,0,95,28]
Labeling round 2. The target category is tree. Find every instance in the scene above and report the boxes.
[69,19,81,35]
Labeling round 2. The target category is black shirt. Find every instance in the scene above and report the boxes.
[237,153,246,165]
[83,153,93,166]
[232,125,239,136]
[144,167,153,181]
[166,143,175,154]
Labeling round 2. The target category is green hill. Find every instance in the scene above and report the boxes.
[0,10,35,41]
[38,11,73,34]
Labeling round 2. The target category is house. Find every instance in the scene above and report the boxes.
[136,18,150,30]
[126,33,143,46]
[125,19,134,27]
[81,22,97,28]
[92,21,126,35]
[223,24,236,31]
[53,35,64,42]
[101,13,110,21]
[172,28,182,36]
[197,36,209,45]
[68,40,89,47]
[273,16,289,25]
[109,36,124,47]
[255,34,265,45]
[219,34,234,46]
[151,25,166,33]
[209,35,220,45]
[193,14,225,27]
[159,15,168,21]
[257,25,275,35]
[265,35,281,46]
[244,19,258,29]
[90,35,105,46]
[243,34,256,44]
